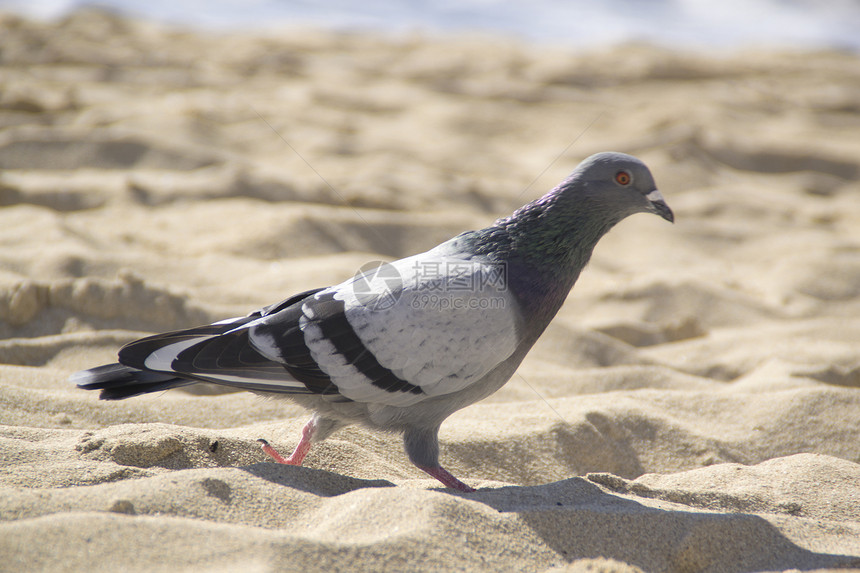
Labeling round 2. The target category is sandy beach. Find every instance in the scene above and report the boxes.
[1,8,860,572]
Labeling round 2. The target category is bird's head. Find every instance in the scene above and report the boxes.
[483,151,673,283]
[562,151,674,224]
[481,151,673,310]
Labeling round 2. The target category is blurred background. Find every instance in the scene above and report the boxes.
[3,0,860,50]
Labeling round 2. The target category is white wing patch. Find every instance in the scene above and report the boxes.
[143,337,211,371]
[302,253,520,406]
[211,316,247,326]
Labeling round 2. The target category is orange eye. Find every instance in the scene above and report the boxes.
[615,171,631,185]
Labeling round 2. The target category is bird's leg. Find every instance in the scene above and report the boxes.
[258,416,318,466]
[404,426,476,492]
[417,465,476,493]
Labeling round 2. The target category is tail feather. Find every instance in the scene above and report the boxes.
[71,363,193,400]
[72,288,331,401]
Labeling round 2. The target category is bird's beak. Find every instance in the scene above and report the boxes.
[645,189,674,223]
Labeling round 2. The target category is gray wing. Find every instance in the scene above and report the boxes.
[250,253,522,407]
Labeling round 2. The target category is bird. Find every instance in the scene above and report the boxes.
[72,151,673,492]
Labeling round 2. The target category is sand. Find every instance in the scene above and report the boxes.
[2,7,860,573]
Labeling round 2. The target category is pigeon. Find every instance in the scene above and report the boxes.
[72,151,673,492]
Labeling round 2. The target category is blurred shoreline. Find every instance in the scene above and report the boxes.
[3,0,860,51]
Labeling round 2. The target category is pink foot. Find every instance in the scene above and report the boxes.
[258,417,316,466]
[418,465,476,493]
